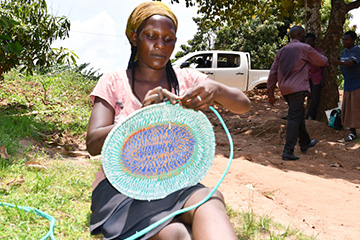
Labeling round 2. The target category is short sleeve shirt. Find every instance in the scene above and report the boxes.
[90,68,208,123]
[89,68,208,190]
[340,45,360,92]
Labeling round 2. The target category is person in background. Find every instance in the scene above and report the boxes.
[332,30,360,141]
[305,33,327,120]
[267,26,328,161]
[86,2,251,240]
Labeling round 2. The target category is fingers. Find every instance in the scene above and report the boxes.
[162,88,178,105]
[179,87,214,111]
[142,87,178,107]
[142,84,214,110]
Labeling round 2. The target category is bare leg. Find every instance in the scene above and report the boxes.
[148,218,192,240]
[179,188,237,240]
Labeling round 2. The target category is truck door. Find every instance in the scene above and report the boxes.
[212,53,248,91]
[178,53,215,80]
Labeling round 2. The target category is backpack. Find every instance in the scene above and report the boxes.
[328,109,342,130]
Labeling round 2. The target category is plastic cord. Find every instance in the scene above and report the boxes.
[0,202,56,240]
[125,106,234,240]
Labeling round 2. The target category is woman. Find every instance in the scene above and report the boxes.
[305,32,327,120]
[86,2,251,240]
[332,31,360,141]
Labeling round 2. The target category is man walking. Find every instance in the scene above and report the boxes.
[267,26,328,160]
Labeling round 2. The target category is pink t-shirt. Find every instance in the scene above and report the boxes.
[91,68,208,124]
[90,68,208,189]
[308,47,327,85]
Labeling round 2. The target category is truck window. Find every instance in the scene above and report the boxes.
[186,54,212,69]
[217,54,240,68]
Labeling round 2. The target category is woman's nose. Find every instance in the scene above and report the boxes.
[154,39,165,49]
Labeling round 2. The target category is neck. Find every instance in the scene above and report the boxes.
[135,64,167,83]
[347,44,355,50]
[128,64,170,102]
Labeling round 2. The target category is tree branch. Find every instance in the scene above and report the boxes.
[346,0,360,12]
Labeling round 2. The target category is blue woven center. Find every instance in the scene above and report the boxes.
[121,124,196,177]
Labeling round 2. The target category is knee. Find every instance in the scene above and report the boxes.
[172,224,192,240]
[208,189,225,203]
[180,188,227,225]
[149,221,191,240]
[195,188,226,207]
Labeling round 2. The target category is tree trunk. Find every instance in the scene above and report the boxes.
[304,0,322,37]
[315,0,346,122]
[304,0,360,122]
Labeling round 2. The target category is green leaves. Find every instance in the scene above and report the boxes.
[0,0,72,77]
[3,42,24,57]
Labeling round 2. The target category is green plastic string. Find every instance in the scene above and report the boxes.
[0,202,56,240]
[125,105,234,240]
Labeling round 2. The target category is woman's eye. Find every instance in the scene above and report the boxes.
[164,37,174,42]
[147,34,155,40]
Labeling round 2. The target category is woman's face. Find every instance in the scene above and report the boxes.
[305,37,315,48]
[133,15,177,70]
[342,35,355,49]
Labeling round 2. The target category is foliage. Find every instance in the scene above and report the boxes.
[226,206,316,239]
[0,0,76,78]
[214,16,290,69]
[174,17,217,59]
[174,13,292,70]
[0,67,96,156]
[0,159,100,239]
[171,0,305,26]
[76,63,104,81]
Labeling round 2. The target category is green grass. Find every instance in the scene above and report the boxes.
[0,159,101,239]
[0,68,316,239]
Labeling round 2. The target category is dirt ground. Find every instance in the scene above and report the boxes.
[200,89,360,240]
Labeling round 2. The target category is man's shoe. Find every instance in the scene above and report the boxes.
[301,139,318,153]
[282,152,299,161]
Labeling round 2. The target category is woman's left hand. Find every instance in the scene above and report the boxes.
[178,82,216,110]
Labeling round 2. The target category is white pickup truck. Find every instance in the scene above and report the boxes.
[172,50,270,91]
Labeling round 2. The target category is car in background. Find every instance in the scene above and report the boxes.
[172,50,270,91]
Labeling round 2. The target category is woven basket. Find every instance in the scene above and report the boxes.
[101,102,215,200]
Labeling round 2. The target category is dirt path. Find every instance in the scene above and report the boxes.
[199,90,360,240]
[202,156,360,240]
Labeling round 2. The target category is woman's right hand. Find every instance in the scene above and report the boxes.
[142,87,178,107]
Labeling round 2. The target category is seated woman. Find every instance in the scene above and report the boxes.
[86,2,251,239]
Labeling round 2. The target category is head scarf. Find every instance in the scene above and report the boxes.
[126,1,178,46]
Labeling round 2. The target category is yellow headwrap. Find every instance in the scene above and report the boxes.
[126,1,178,46]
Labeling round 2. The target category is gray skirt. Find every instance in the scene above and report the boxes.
[90,179,205,240]
[342,88,360,128]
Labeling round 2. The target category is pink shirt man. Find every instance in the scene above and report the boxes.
[267,39,328,99]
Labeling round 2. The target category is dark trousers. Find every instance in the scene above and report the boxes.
[283,91,311,153]
[308,79,322,118]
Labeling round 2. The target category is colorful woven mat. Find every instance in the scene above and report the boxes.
[101,102,215,200]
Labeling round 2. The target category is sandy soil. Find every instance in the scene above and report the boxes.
[200,89,360,240]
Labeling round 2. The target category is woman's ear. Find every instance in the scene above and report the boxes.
[130,32,137,47]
